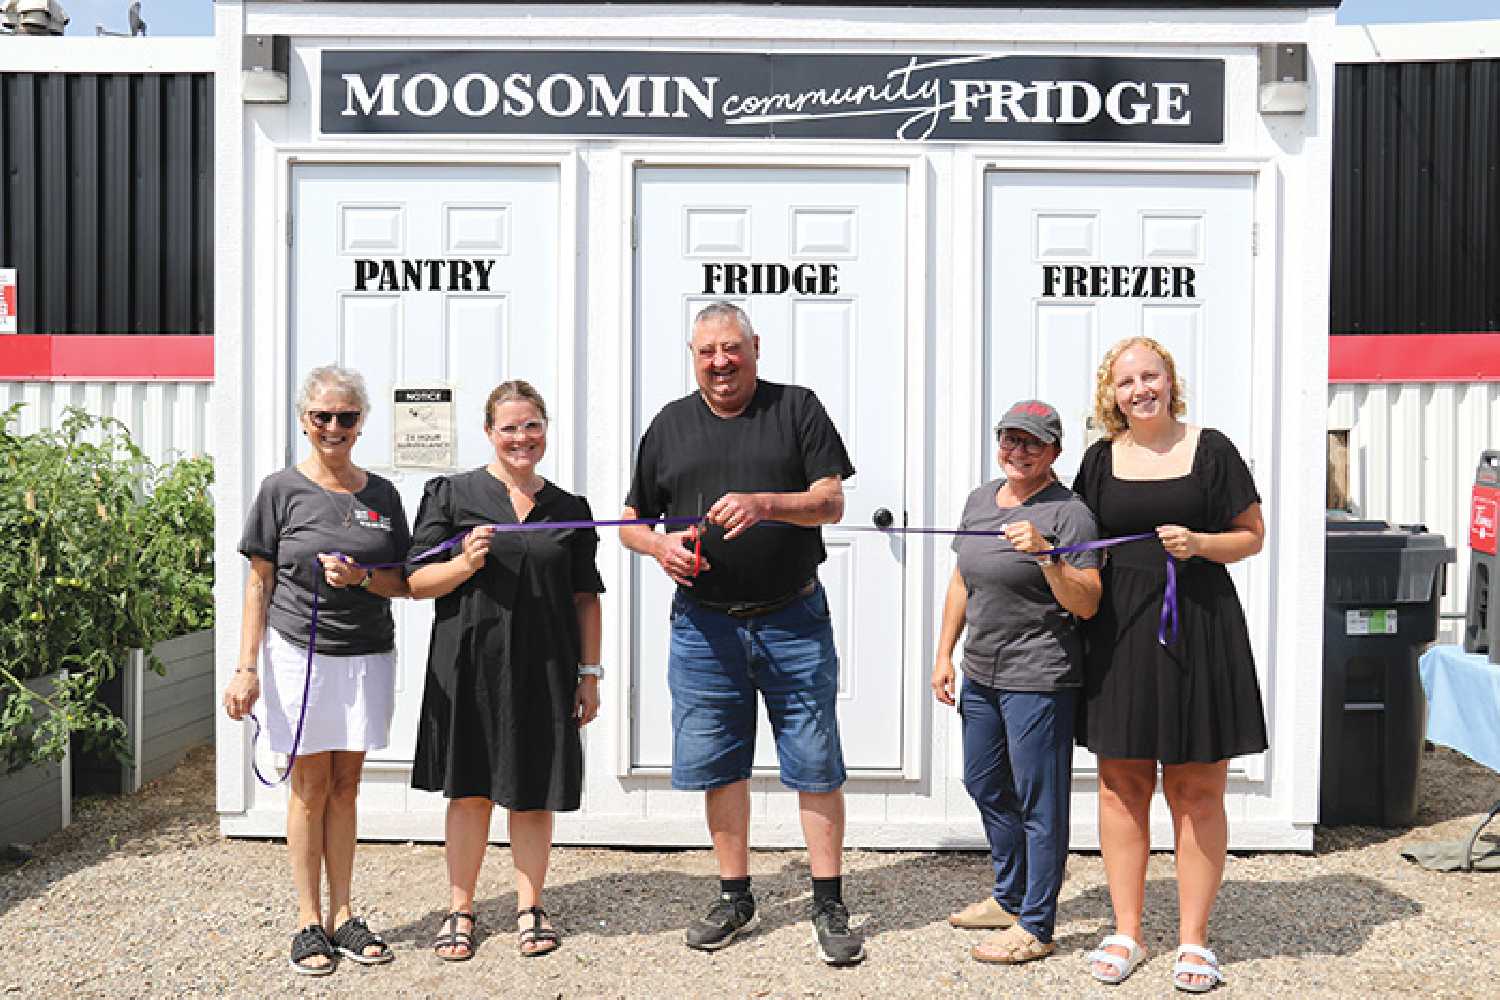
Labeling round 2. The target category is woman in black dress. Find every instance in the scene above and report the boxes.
[1073,337,1266,993]
[408,380,604,960]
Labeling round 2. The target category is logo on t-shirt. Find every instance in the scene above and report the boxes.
[354,506,393,532]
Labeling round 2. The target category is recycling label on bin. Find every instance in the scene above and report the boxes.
[1346,609,1398,635]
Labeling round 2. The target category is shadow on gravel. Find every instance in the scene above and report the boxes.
[1060,872,1421,960]
[373,851,993,953]
[1313,745,1500,855]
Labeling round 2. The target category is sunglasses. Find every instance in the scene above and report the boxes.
[307,410,361,429]
[997,433,1049,454]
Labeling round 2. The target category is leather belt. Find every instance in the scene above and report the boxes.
[688,579,817,619]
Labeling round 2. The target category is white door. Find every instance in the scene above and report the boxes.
[632,166,908,772]
[290,163,562,764]
[985,169,1264,777]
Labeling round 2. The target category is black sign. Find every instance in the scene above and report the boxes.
[323,50,1224,144]
[394,388,453,404]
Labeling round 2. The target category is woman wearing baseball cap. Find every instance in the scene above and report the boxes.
[932,399,1102,964]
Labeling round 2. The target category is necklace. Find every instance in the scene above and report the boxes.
[300,464,358,530]
[318,483,357,528]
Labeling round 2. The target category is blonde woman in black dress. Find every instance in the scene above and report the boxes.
[1072,337,1266,993]
[407,380,604,960]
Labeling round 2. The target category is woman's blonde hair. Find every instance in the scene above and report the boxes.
[483,379,548,429]
[1092,336,1186,437]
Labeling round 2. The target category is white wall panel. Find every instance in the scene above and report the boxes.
[1,380,213,466]
[1329,381,1500,640]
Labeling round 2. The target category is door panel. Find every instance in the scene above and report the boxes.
[290,163,561,763]
[632,167,907,772]
[985,170,1263,777]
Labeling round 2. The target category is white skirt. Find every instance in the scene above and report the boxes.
[260,628,395,754]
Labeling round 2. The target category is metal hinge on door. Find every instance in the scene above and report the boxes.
[630,215,638,250]
[1251,222,1259,257]
[286,211,294,247]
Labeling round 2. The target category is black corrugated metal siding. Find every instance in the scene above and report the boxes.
[0,72,213,335]
[1332,60,1500,336]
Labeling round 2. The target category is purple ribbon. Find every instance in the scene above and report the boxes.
[245,514,1180,785]
[1039,531,1178,646]
[244,514,700,787]
[851,525,1179,646]
[246,581,318,787]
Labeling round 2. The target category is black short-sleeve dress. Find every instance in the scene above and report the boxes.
[408,469,605,811]
[1072,428,1268,764]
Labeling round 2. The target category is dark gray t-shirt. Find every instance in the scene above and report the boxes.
[238,467,411,656]
[951,479,1101,691]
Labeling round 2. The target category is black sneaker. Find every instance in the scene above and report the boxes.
[810,897,866,966]
[684,891,757,951]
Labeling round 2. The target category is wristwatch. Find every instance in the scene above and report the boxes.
[578,664,605,679]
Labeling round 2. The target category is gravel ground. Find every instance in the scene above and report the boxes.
[2,745,1497,999]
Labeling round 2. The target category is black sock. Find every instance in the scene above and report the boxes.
[811,876,842,905]
[720,876,751,897]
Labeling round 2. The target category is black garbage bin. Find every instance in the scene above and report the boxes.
[1322,520,1455,827]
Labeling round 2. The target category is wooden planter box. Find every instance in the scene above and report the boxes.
[73,629,215,795]
[0,672,71,847]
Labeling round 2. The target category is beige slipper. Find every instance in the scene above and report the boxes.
[947,896,1018,929]
[971,924,1056,965]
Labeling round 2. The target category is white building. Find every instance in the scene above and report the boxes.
[213,1,1337,850]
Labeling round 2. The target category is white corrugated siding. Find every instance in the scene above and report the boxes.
[1,381,213,466]
[1328,382,1500,641]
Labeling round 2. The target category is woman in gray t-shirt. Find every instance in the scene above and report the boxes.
[221,366,411,976]
[931,400,1101,965]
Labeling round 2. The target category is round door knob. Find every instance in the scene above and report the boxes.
[872,507,895,529]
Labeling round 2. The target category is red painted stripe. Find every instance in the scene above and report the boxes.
[0,335,213,381]
[1329,333,1500,383]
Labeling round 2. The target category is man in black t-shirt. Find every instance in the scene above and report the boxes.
[621,302,865,966]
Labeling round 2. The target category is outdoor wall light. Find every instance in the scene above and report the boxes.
[243,34,289,104]
[1259,42,1309,115]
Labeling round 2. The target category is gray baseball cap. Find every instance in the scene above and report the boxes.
[996,399,1063,444]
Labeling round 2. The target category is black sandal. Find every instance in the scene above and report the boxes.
[432,910,477,962]
[517,905,561,957]
[289,924,337,976]
[330,915,394,965]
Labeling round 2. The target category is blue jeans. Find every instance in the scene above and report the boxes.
[960,679,1076,943]
[668,584,847,793]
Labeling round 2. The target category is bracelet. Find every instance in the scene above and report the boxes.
[578,664,604,679]
[357,569,373,589]
[234,666,258,675]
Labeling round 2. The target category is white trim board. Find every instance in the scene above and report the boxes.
[0,37,215,73]
[1337,20,1500,63]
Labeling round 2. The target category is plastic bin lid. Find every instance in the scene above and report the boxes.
[1325,518,1456,604]
[1325,519,1453,553]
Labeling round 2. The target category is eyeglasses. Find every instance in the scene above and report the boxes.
[494,419,547,438]
[307,410,361,429]
[997,433,1049,455]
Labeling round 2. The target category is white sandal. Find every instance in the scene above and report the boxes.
[1172,944,1225,993]
[1087,933,1146,984]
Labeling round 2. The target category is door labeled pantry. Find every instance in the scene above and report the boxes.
[289,162,562,764]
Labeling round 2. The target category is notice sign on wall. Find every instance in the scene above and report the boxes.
[323,50,1225,144]
[393,385,455,468]
[0,269,16,334]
